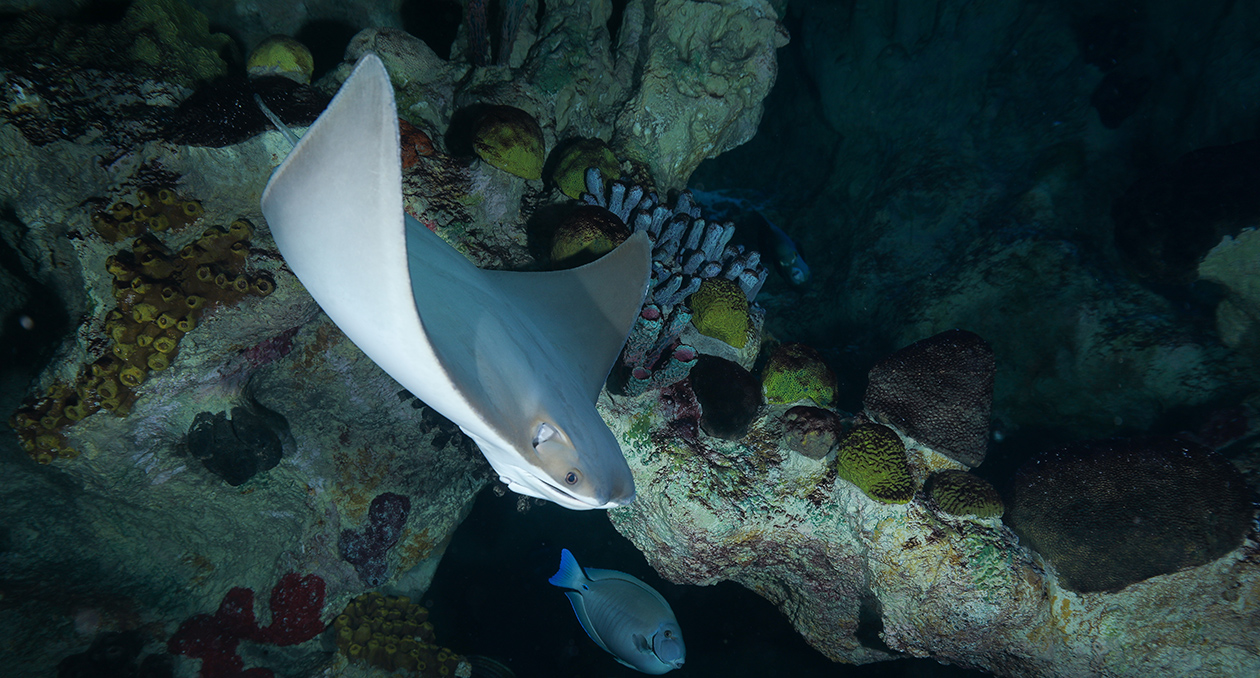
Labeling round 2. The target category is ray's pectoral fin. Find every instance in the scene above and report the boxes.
[482,232,651,400]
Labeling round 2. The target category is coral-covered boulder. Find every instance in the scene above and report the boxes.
[781,405,842,459]
[1007,436,1254,592]
[863,329,994,467]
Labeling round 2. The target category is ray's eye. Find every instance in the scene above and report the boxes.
[564,470,580,485]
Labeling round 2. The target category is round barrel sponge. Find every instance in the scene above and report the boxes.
[864,329,994,467]
[836,423,914,504]
[925,470,1004,518]
[762,342,837,407]
[1007,436,1254,593]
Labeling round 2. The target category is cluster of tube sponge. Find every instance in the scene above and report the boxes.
[9,192,273,464]
[90,188,205,242]
[333,592,465,675]
[582,169,768,394]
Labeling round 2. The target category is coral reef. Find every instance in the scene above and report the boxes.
[863,329,994,468]
[781,405,843,460]
[332,592,466,675]
[471,105,545,180]
[246,36,314,85]
[761,342,837,406]
[548,205,629,264]
[924,470,1003,519]
[9,214,273,464]
[551,138,621,199]
[580,169,768,389]
[835,422,915,504]
[688,278,750,349]
[186,395,291,487]
[340,493,413,586]
[688,356,761,440]
[168,573,326,678]
[1007,435,1254,592]
[584,170,768,310]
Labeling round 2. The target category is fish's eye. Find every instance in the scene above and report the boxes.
[564,469,581,485]
[663,630,673,638]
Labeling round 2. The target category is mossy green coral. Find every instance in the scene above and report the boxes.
[247,35,315,84]
[836,423,914,504]
[689,278,750,348]
[762,342,837,406]
[552,138,621,199]
[925,470,1004,518]
[472,105,545,180]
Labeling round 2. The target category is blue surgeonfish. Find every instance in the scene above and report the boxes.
[549,549,685,674]
[753,212,810,286]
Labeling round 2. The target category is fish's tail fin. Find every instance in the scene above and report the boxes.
[548,548,587,590]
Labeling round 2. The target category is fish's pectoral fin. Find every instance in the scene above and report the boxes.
[632,632,651,654]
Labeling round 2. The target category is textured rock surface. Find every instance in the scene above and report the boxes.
[601,388,1260,676]
[1199,227,1260,352]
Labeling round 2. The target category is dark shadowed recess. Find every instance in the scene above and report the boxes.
[426,487,991,677]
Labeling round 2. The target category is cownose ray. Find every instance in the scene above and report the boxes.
[259,53,651,509]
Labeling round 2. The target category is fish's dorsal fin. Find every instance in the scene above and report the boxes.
[585,567,675,612]
[482,232,650,401]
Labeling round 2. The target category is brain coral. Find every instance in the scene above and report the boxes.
[863,329,994,467]
[925,470,1004,518]
[836,423,915,504]
[689,277,750,348]
[762,342,837,406]
[1007,436,1254,593]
